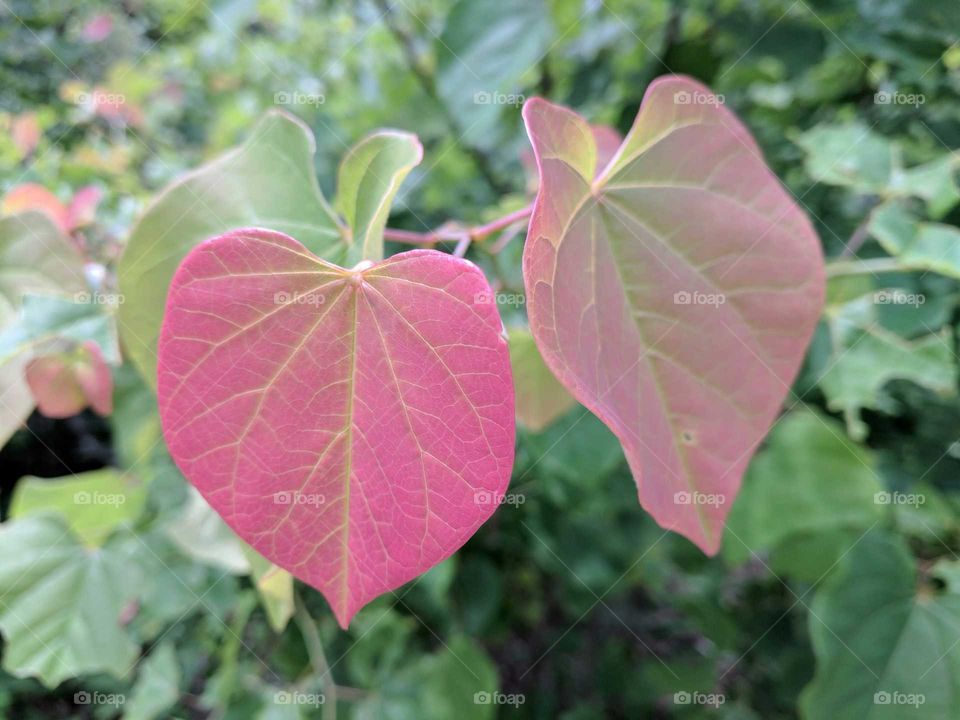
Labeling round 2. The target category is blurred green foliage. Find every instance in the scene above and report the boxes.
[0,0,959,718]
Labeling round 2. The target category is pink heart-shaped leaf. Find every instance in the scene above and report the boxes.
[522,76,825,554]
[158,229,515,626]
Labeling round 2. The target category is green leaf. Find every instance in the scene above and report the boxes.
[9,469,147,547]
[355,636,499,719]
[0,297,33,447]
[519,410,623,484]
[436,0,552,149]
[123,642,181,720]
[869,201,960,278]
[0,211,86,308]
[336,130,422,263]
[890,156,960,219]
[117,110,345,388]
[800,531,960,719]
[508,327,575,431]
[0,515,139,687]
[796,123,894,193]
[819,293,956,439]
[241,544,294,633]
[723,410,883,579]
[0,293,119,365]
[164,488,250,575]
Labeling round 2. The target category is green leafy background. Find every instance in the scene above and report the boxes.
[1,0,959,718]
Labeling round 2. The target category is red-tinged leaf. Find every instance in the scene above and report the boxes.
[157,228,515,627]
[25,341,112,418]
[591,124,623,175]
[522,77,825,554]
[65,186,102,230]
[81,13,114,43]
[522,123,622,194]
[2,185,69,232]
[11,113,41,159]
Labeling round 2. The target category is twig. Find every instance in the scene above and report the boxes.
[824,257,903,277]
[371,0,510,194]
[294,590,337,720]
[840,199,880,258]
[383,205,533,251]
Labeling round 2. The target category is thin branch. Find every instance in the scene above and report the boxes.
[372,0,510,194]
[825,257,904,277]
[840,199,880,258]
[384,205,532,251]
[294,590,337,720]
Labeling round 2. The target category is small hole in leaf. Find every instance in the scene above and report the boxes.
[681,430,695,445]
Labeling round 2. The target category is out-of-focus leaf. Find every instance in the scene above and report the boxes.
[522,79,824,554]
[819,293,955,439]
[117,111,344,388]
[241,544,294,633]
[64,185,102,230]
[436,0,552,149]
[0,293,119,364]
[519,409,623,483]
[869,201,960,278]
[25,340,113,417]
[509,328,575,431]
[796,123,894,192]
[157,229,515,628]
[354,636,498,720]
[123,642,181,720]
[110,364,163,471]
[0,515,140,687]
[0,211,86,307]
[164,488,249,575]
[1,185,69,231]
[9,112,40,159]
[723,410,883,578]
[336,130,422,263]
[9,468,146,547]
[0,297,33,447]
[1,184,101,233]
[800,531,960,719]
[890,156,960,219]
